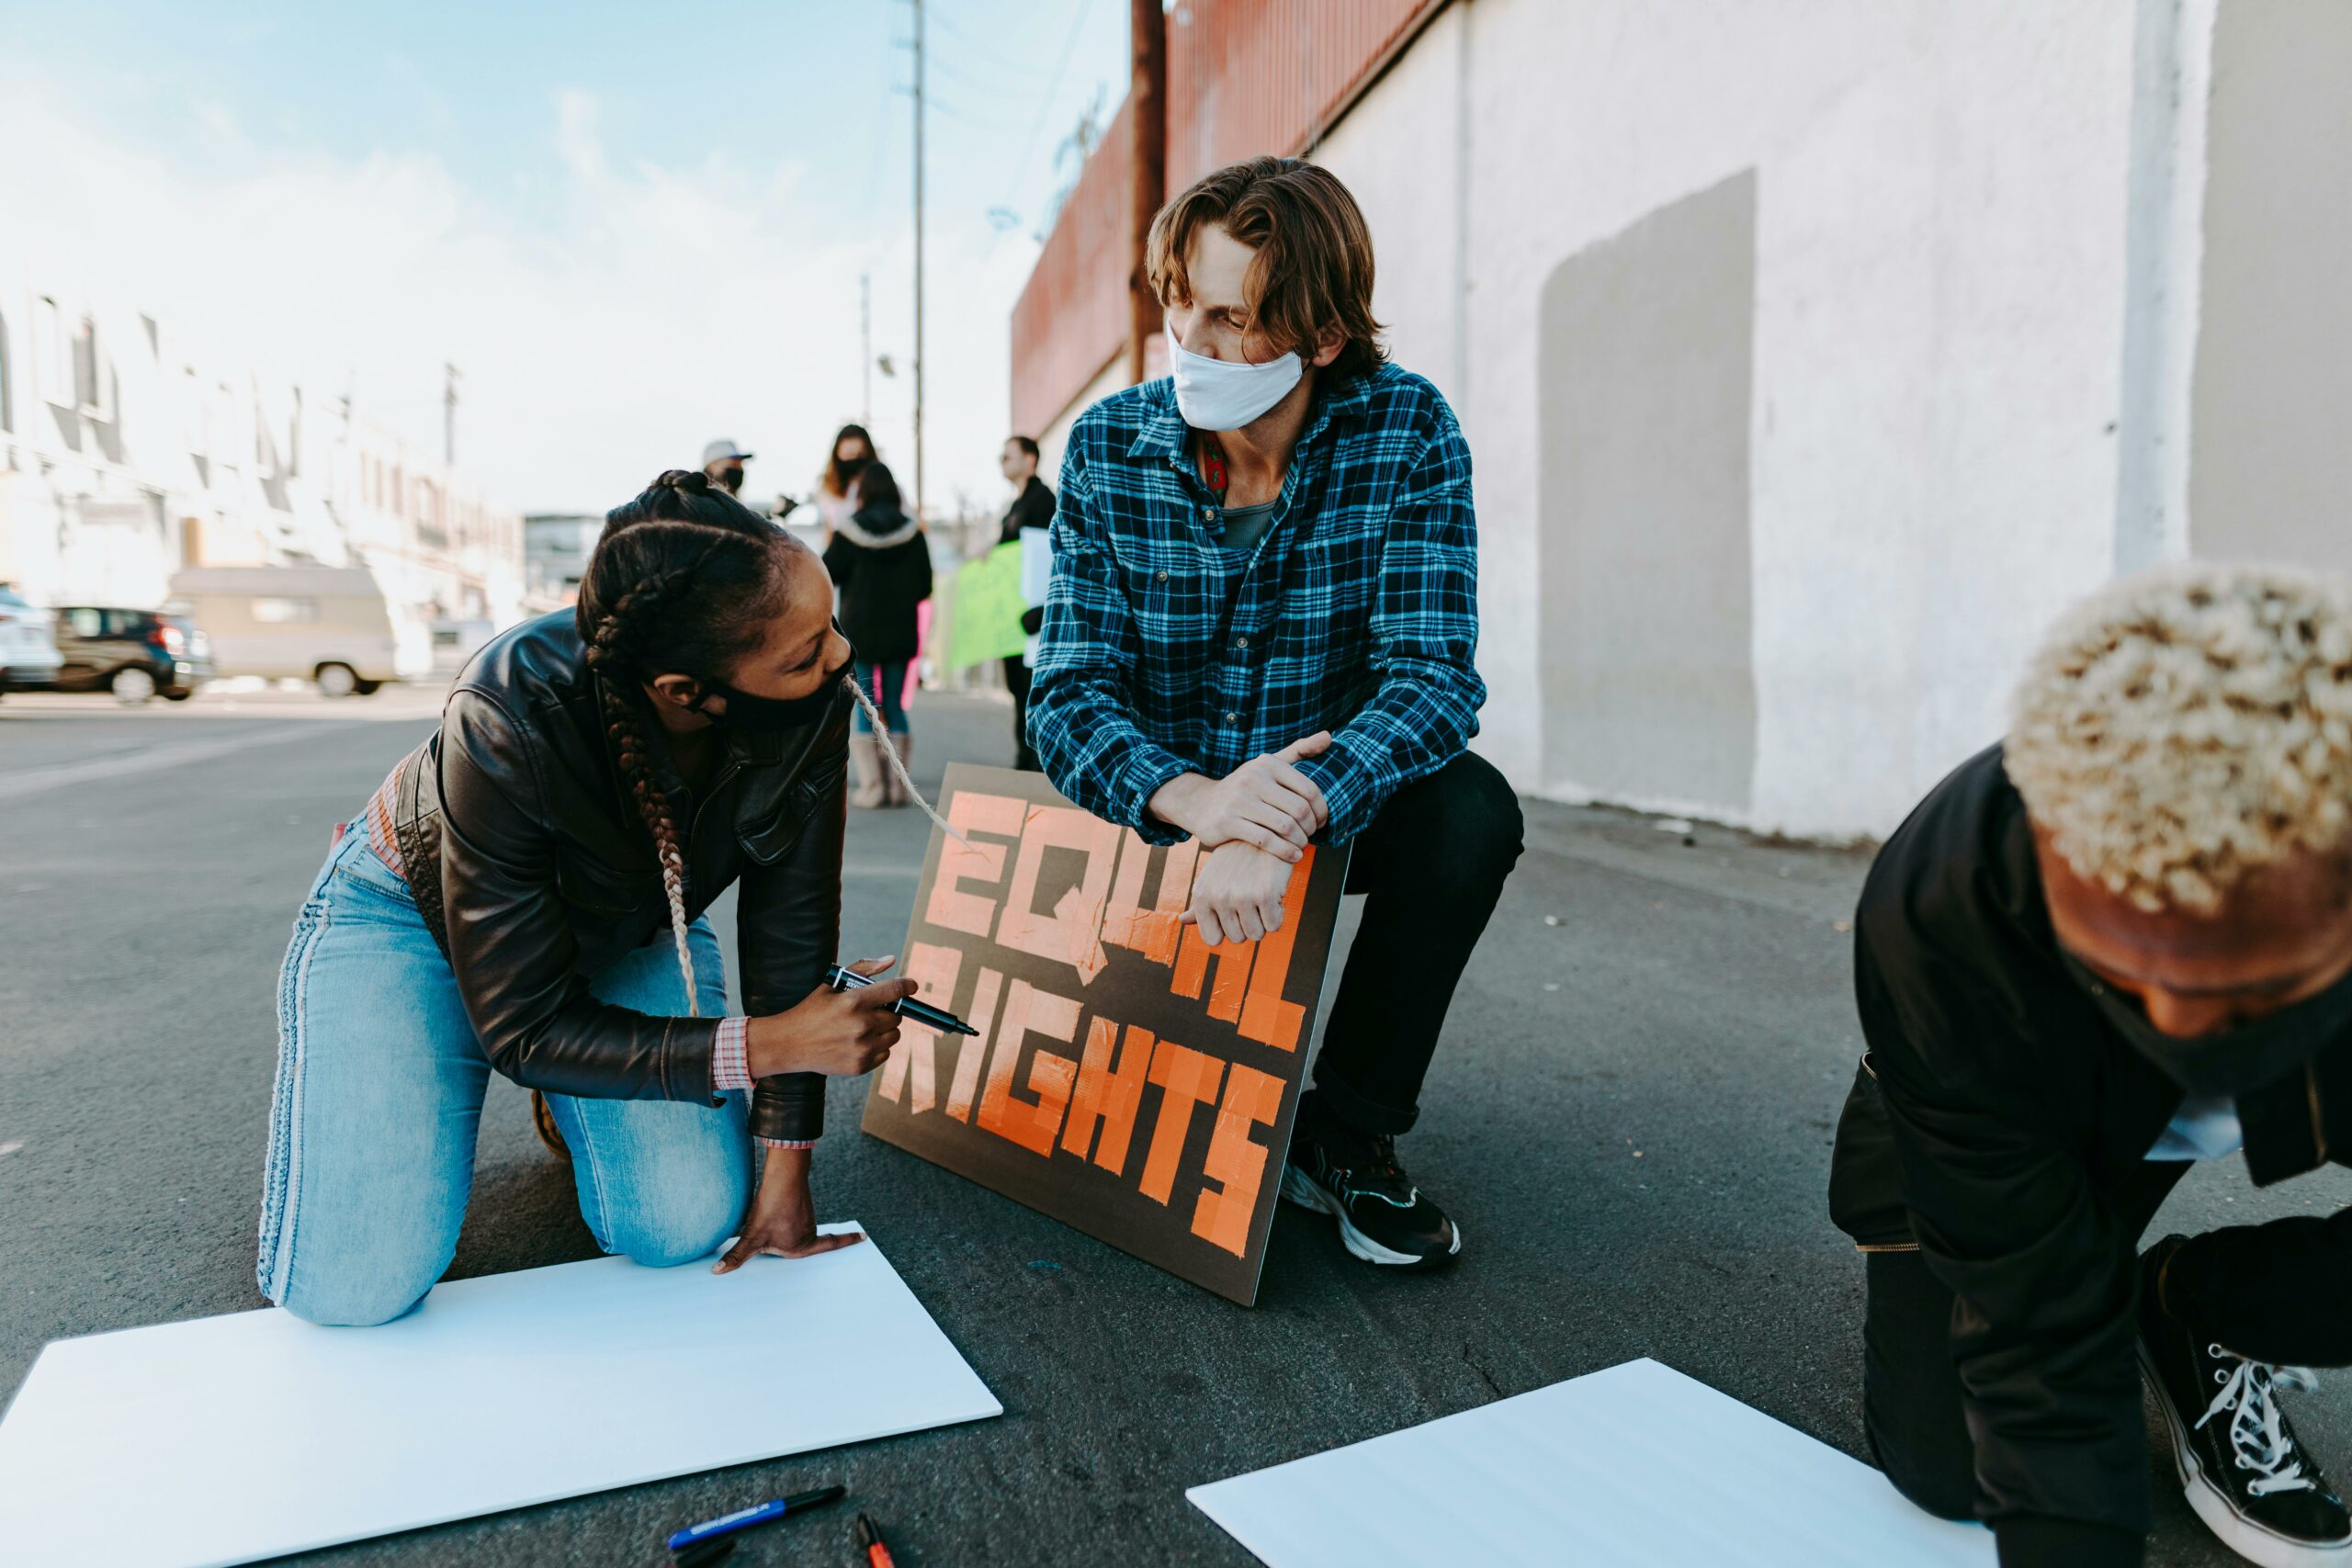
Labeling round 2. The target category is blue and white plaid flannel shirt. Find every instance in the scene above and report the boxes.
[1028,362,1485,847]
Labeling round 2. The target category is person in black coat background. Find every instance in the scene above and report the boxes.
[820,461,932,808]
[997,434,1056,771]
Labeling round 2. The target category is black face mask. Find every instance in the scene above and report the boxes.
[690,659,853,734]
[718,466,745,492]
[2062,950,2352,1097]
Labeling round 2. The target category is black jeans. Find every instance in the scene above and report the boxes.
[1865,1159,2352,1522]
[1306,750,1524,1137]
[1002,656,1039,772]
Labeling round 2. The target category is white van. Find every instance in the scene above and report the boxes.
[166,566,417,697]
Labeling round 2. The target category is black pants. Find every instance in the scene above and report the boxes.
[1306,751,1524,1136]
[1002,656,1039,772]
[1865,1160,2352,1521]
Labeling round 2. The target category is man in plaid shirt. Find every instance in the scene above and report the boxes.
[1030,157,1524,1270]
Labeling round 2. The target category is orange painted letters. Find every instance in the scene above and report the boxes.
[1138,1039,1225,1206]
[976,979,1080,1157]
[993,807,1125,984]
[924,792,1026,936]
[1061,1018,1154,1174]
[944,966,1004,1122]
[1191,1062,1283,1257]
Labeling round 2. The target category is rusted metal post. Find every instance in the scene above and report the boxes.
[1127,0,1168,386]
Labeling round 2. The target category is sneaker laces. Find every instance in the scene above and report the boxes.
[2199,1349,2323,1497]
[1343,1133,1418,1209]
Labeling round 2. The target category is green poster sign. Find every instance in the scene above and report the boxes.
[947,540,1030,670]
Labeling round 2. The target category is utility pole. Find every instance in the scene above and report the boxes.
[442,363,460,467]
[890,0,928,517]
[860,272,874,427]
[910,0,926,523]
[1128,0,1167,386]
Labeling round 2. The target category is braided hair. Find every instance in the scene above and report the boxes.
[575,469,800,1013]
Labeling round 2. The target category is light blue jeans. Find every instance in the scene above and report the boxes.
[259,825,751,1326]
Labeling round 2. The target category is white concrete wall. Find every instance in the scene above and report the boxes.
[1312,0,2170,838]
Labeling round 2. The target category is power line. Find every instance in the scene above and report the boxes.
[999,0,1094,222]
[926,2,1045,76]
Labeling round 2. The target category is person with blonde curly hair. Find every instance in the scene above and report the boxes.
[1830,562,2352,1568]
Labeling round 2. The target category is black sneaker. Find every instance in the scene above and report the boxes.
[2140,1235,2352,1567]
[1281,1111,1461,1269]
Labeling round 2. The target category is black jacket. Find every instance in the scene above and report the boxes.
[1001,477,1055,637]
[999,474,1055,545]
[1830,744,2352,1556]
[822,508,933,663]
[390,611,849,1144]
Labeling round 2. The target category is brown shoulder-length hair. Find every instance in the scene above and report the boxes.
[1146,156,1386,381]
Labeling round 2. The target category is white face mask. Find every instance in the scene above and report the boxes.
[1169,334,1303,431]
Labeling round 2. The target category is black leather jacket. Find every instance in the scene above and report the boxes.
[390,611,849,1144]
[1830,744,2352,1557]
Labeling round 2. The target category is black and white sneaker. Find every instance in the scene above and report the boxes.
[2140,1235,2352,1567]
[1281,1111,1461,1269]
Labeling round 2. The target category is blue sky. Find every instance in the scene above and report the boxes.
[0,0,1128,511]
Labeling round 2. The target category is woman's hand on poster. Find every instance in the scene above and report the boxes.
[747,956,916,1077]
[1181,840,1294,946]
[1149,732,1332,859]
[713,1147,864,1274]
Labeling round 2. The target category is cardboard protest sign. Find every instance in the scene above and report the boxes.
[862,763,1350,1304]
[944,542,1030,669]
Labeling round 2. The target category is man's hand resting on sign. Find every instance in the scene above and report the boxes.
[1148,732,1333,860]
[713,1146,863,1273]
[1182,840,1295,947]
[746,955,915,1078]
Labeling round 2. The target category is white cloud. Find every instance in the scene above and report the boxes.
[0,83,1041,518]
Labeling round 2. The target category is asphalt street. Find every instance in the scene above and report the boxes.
[4,681,2348,1567]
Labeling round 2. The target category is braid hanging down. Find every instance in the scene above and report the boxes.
[842,673,967,845]
[580,551,726,1013]
[576,470,791,1008]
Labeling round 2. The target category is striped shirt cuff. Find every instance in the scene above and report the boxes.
[714,1019,818,1150]
[709,1016,754,1092]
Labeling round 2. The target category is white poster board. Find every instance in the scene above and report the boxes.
[1188,1358,1996,1568]
[0,1225,998,1568]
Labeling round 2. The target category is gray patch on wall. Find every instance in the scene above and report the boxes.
[2189,0,2352,575]
[1538,168,1758,815]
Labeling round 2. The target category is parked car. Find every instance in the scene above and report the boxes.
[50,604,215,702]
[0,586,64,699]
[165,566,408,697]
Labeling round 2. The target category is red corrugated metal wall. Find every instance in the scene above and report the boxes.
[1009,0,1442,439]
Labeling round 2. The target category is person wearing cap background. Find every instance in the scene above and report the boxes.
[703,438,752,498]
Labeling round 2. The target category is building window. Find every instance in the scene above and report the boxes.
[35,297,69,404]
[251,597,320,624]
[72,314,99,413]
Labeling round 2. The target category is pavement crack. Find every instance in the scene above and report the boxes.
[1460,1340,1503,1399]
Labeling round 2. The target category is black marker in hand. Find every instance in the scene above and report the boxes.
[826,963,978,1036]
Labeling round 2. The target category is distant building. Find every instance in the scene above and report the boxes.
[1009,0,2352,840]
[0,268,526,671]
[525,513,601,607]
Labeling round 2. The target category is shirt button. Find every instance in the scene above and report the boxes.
[1203,506,1216,521]
[1155,570,1170,582]
[1224,711,1238,725]
[1234,636,1249,649]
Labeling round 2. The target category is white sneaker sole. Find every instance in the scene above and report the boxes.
[2142,1342,2352,1568]
[1280,1162,1462,1269]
